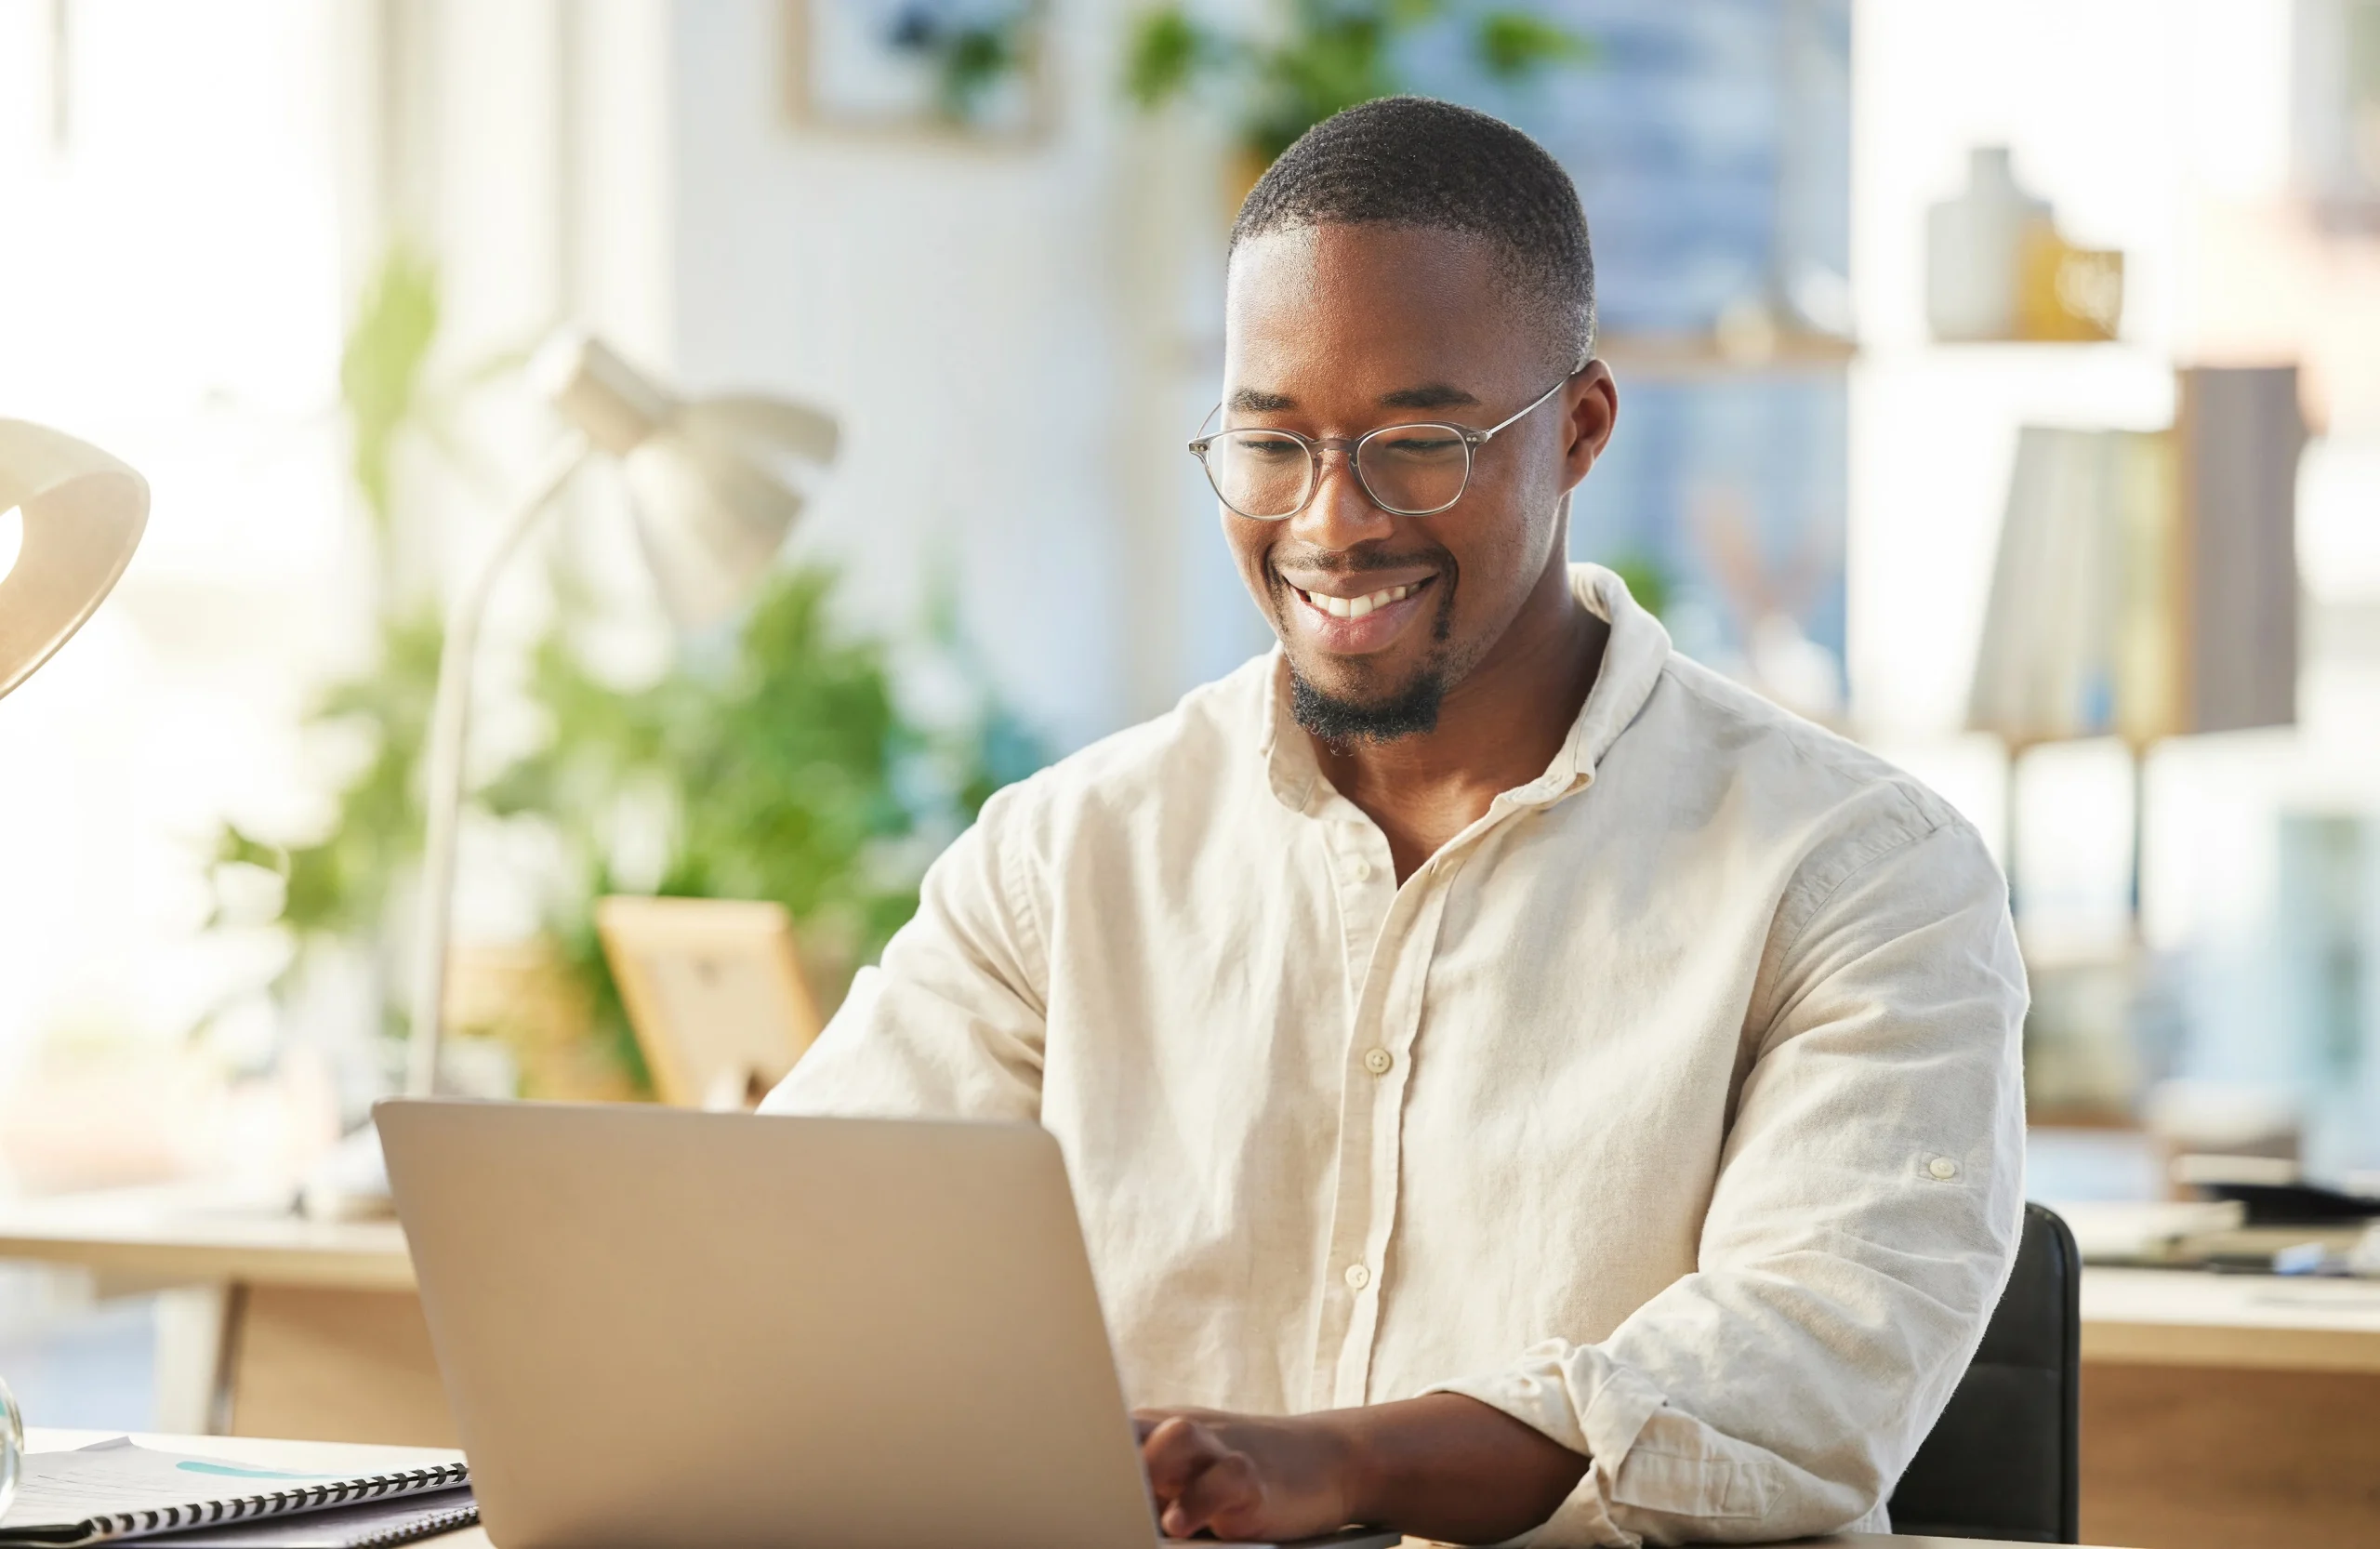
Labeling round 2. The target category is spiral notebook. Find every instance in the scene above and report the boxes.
[132,1489,474,1549]
[0,1440,470,1547]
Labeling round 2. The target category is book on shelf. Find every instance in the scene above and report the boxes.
[1967,365,2303,747]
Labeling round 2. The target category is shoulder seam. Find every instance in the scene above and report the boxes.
[1662,658,1949,835]
[1757,814,1960,1033]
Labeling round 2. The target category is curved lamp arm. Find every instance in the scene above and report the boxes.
[403,434,590,1097]
[0,419,150,701]
[397,331,835,1101]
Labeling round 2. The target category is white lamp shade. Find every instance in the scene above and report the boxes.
[0,419,149,701]
[535,334,839,631]
[623,415,810,632]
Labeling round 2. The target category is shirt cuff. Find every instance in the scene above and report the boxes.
[1425,1339,1668,1549]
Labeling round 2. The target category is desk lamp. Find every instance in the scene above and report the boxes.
[403,334,839,1098]
[0,417,150,1515]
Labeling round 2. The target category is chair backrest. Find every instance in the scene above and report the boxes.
[1885,1202,2081,1543]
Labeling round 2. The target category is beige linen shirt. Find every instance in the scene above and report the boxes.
[763,564,2027,1548]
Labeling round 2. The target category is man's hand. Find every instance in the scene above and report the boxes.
[1133,1409,1362,1541]
[1133,1392,1589,1543]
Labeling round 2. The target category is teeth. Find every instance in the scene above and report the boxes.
[1302,582,1416,620]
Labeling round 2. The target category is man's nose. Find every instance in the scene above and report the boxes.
[1289,444,1395,550]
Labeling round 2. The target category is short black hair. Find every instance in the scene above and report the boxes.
[1231,96,1596,370]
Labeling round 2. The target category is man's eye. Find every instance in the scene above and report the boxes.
[1234,437,1305,460]
[1375,433,1464,460]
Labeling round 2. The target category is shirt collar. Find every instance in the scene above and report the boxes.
[1259,563,1673,814]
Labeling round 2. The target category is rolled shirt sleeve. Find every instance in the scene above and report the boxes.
[1429,819,2028,1548]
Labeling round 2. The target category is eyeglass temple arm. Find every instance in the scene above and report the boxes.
[1189,402,1223,451]
[1474,375,1577,444]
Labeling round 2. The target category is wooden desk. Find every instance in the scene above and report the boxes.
[2082,1264,2380,1371]
[0,1191,445,1446]
[18,1430,2124,1549]
[8,1207,2380,1546]
[2076,1267,2380,1548]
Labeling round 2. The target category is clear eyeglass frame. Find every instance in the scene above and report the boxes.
[1187,374,1572,521]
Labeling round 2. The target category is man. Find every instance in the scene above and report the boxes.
[765,97,2024,1548]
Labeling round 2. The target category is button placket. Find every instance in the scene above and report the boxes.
[1302,807,1394,1407]
[1325,870,1458,1410]
[1304,846,1436,1409]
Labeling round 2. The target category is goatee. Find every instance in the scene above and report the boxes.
[1288,665,1448,744]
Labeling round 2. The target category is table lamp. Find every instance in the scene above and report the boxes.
[0,418,150,703]
[402,333,839,1098]
[0,417,149,1515]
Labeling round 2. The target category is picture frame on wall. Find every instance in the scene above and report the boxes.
[785,0,1051,143]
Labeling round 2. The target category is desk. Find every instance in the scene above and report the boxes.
[7,1206,2379,1545]
[18,1430,2125,1549]
[2076,1268,2380,1548]
[0,1191,443,1445]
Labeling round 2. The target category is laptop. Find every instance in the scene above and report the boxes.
[377,1100,1399,1549]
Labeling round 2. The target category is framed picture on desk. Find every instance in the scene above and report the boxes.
[596,895,825,1110]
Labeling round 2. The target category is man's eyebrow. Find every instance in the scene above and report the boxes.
[1380,383,1481,410]
[1225,384,1484,413]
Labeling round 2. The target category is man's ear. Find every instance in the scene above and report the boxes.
[1560,362,1619,488]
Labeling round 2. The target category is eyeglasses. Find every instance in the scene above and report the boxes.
[1187,376,1571,521]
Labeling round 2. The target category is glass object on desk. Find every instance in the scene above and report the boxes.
[0,1373,21,1517]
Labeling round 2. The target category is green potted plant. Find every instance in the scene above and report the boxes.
[1124,0,1592,202]
[213,248,1045,1101]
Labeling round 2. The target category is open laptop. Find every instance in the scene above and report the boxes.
[377,1100,1398,1549]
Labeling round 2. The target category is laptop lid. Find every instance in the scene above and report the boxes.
[378,1100,1161,1549]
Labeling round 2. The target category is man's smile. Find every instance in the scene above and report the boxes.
[1278,571,1441,655]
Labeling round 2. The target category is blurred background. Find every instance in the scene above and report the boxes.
[1,0,2377,1530]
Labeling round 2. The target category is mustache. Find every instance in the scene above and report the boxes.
[1266,543,1454,576]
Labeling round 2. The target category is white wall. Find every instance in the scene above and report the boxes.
[658,0,1263,750]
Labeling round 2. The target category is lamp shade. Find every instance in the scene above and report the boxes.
[534,334,838,630]
[0,419,149,702]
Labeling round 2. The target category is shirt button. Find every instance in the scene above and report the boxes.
[1362,1047,1393,1076]
[1349,855,1374,881]
[1343,1263,1371,1291]
[1927,1157,1960,1180]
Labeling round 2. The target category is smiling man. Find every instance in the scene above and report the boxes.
[766,98,2026,1547]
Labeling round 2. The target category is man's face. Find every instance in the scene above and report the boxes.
[1218,223,1609,739]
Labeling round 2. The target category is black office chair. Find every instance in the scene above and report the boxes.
[1885,1202,2081,1542]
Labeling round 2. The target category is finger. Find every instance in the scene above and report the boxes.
[1139,1415,1224,1503]
[1130,1407,1216,1444]
[1167,1447,1263,1539]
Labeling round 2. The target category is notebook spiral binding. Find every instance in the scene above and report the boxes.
[346,1498,478,1549]
[79,1466,469,1544]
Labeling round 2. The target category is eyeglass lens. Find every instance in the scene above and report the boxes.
[1204,425,1472,519]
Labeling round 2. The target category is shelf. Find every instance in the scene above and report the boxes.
[1597,328,1857,378]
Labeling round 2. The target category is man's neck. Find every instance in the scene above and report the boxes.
[1310,561,1608,882]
